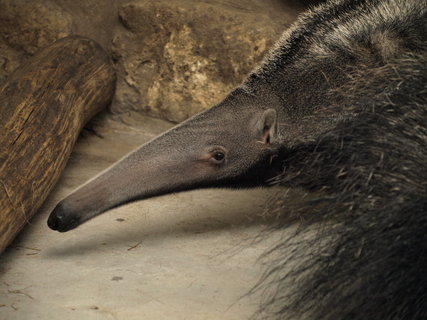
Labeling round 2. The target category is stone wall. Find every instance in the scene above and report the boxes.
[0,0,311,122]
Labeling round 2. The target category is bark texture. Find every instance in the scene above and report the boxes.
[0,36,116,253]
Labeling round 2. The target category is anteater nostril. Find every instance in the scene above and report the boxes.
[47,205,64,230]
[47,214,58,230]
[47,201,74,231]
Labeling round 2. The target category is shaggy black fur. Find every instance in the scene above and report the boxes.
[257,42,427,320]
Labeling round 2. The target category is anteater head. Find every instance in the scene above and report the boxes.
[48,88,283,232]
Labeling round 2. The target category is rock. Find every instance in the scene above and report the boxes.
[0,0,73,54]
[0,0,306,123]
[0,0,118,85]
[112,0,297,123]
[53,0,119,52]
[0,42,24,85]
[0,0,73,83]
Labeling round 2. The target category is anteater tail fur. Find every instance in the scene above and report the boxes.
[253,0,427,319]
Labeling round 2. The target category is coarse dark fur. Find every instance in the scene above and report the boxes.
[252,0,427,319]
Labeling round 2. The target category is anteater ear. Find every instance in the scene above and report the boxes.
[255,108,277,144]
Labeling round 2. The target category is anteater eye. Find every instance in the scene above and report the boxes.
[211,151,225,164]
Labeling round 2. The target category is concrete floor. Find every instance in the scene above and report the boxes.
[0,113,299,320]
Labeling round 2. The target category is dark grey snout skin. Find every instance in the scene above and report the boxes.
[47,201,82,232]
[47,89,285,232]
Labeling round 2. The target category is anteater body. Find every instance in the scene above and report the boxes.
[48,0,427,319]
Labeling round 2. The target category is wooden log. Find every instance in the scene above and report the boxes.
[0,36,116,253]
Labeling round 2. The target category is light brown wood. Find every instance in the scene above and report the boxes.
[0,36,116,253]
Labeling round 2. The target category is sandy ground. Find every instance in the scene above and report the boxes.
[0,113,301,320]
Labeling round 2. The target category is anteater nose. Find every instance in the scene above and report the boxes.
[47,210,61,230]
[47,201,80,232]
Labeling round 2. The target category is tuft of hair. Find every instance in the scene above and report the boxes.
[253,1,427,319]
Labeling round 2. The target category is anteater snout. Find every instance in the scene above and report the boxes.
[47,201,81,232]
